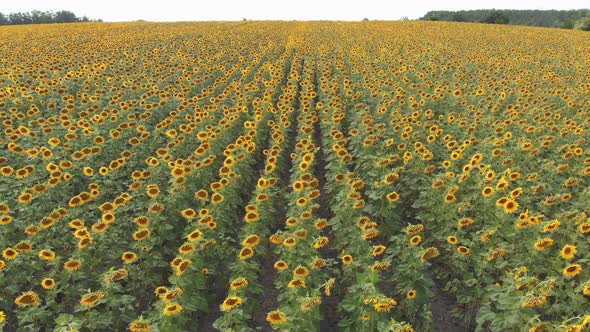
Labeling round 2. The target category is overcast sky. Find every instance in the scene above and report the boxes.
[2,0,589,21]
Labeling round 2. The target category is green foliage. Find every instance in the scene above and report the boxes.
[0,10,100,25]
[421,9,590,29]
[480,11,509,25]
[574,14,590,31]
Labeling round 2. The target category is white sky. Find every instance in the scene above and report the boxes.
[1,0,588,22]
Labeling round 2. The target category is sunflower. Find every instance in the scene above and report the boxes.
[457,217,473,228]
[293,265,309,278]
[175,259,192,276]
[41,278,56,289]
[457,246,470,255]
[528,323,550,332]
[283,237,296,247]
[534,238,554,251]
[80,292,105,307]
[1,166,14,176]
[163,303,183,315]
[386,191,400,203]
[15,291,40,307]
[363,229,380,240]
[503,199,519,214]
[122,251,138,264]
[495,197,509,207]
[132,216,149,228]
[373,298,398,312]
[286,217,299,227]
[78,237,93,249]
[563,264,583,278]
[242,234,260,247]
[510,187,523,198]
[481,186,494,197]
[179,243,196,255]
[407,289,416,299]
[583,284,590,296]
[69,219,85,229]
[341,254,353,265]
[410,235,422,246]
[296,197,307,207]
[230,277,248,290]
[496,177,509,191]
[38,249,56,261]
[372,245,386,256]
[64,258,82,271]
[269,234,283,245]
[560,245,577,260]
[370,261,391,273]
[522,296,547,307]
[274,260,288,271]
[148,202,164,213]
[105,268,128,283]
[3,248,18,260]
[154,286,169,297]
[194,189,209,201]
[420,247,440,263]
[313,236,329,249]
[18,193,33,204]
[221,296,243,311]
[447,236,459,245]
[256,193,269,202]
[163,288,183,302]
[25,225,40,236]
[239,248,254,260]
[187,229,203,242]
[244,211,260,223]
[133,229,151,241]
[13,242,31,254]
[98,167,109,176]
[211,193,224,204]
[128,320,152,332]
[0,215,13,225]
[301,297,322,311]
[266,310,287,325]
[181,208,196,219]
[444,194,456,204]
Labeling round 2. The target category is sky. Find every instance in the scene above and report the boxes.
[1,0,589,22]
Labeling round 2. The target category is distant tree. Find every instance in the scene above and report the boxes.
[480,11,509,24]
[31,10,54,24]
[362,18,369,22]
[451,12,468,22]
[54,10,77,23]
[400,16,410,21]
[420,9,590,29]
[574,14,590,31]
[561,20,574,29]
[0,10,99,25]
[9,12,32,25]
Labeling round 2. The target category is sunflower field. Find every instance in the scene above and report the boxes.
[0,21,589,332]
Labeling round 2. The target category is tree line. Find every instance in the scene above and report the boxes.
[0,10,102,25]
[421,9,590,30]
